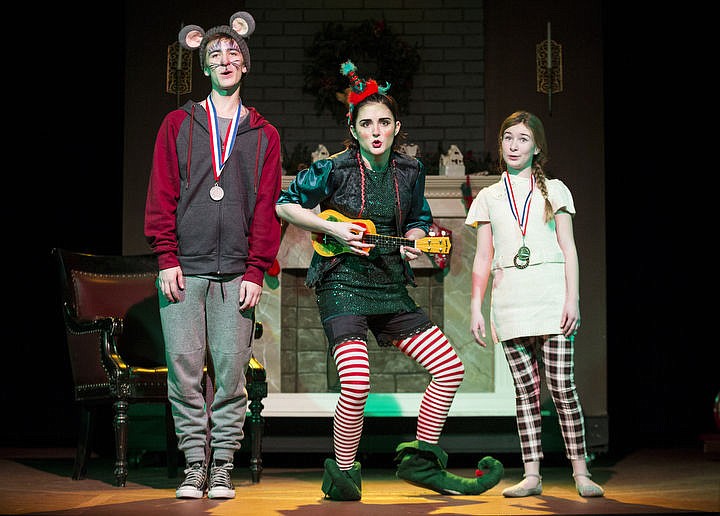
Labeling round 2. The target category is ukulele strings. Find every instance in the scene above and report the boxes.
[363,234,412,248]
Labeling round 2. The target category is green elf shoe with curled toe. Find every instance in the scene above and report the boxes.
[321,458,362,501]
[395,440,504,495]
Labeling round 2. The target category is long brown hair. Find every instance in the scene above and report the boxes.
[498,110,553,222]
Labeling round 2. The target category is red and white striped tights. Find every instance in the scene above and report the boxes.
[332,325,464,470]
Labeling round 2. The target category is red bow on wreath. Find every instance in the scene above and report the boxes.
[428,223,452,270]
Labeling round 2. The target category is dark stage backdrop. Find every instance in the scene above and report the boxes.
[8,1,717,455]
[121,0,609,425]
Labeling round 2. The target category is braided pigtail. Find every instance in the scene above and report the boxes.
[532,164,554,223]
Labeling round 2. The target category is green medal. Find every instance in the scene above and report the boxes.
[503,172,535,270]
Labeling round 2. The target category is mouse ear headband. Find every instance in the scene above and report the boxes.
[179,11,256,72]
[340,60,390,124]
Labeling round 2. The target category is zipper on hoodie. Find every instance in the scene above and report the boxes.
[216,199,223,274]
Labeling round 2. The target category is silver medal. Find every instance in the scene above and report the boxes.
[210,184,225,201]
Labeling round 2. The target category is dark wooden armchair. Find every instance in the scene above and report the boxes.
[53,248,267,487]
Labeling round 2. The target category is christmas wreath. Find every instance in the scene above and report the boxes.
[303,19,421,124]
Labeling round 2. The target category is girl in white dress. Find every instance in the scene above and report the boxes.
[465,110,604,498]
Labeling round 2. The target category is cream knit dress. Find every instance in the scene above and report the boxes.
[464,172,575,342]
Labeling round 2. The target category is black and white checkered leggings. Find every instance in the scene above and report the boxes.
[502,334,588,463]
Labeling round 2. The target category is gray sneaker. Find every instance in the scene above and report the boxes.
[208,460,235,499]
[176,462,207,499]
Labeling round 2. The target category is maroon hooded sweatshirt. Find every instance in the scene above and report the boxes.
[144,99,282,286]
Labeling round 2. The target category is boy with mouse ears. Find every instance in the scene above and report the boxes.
[144,10,282,500]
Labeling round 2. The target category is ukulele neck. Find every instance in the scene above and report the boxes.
[363,234,412,249]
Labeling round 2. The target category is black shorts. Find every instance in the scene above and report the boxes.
[322,309,434,349]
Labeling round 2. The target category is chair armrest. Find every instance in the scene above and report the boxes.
[63,303,129,372]
[64,302,120,336]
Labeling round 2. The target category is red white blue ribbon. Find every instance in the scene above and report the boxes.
[503,171,534,237]
[205,95,241,182]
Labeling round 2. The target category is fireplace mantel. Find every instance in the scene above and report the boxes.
[423,175,499,217]
[281,174,501,218]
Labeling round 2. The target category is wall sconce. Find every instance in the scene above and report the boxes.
[166,40,193,105]
[536,22,563,115]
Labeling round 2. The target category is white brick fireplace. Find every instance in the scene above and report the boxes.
[254,175,516,417]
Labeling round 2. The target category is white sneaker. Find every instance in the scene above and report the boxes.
[208,461,235,499]
[175,462,207,499]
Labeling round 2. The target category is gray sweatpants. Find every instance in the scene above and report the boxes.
[159,274,254,465]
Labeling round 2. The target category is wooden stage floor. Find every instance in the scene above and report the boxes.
[0,446,717,515]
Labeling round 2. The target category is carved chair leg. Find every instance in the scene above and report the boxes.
[73,405,94,480]
[248,400,264,483]
[164,403,179,478]
[247,381,267,483]
[112,400,129,487]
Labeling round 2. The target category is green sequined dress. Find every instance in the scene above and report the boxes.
[315,166,419,322]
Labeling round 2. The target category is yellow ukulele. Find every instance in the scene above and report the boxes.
[311,209,452,257]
